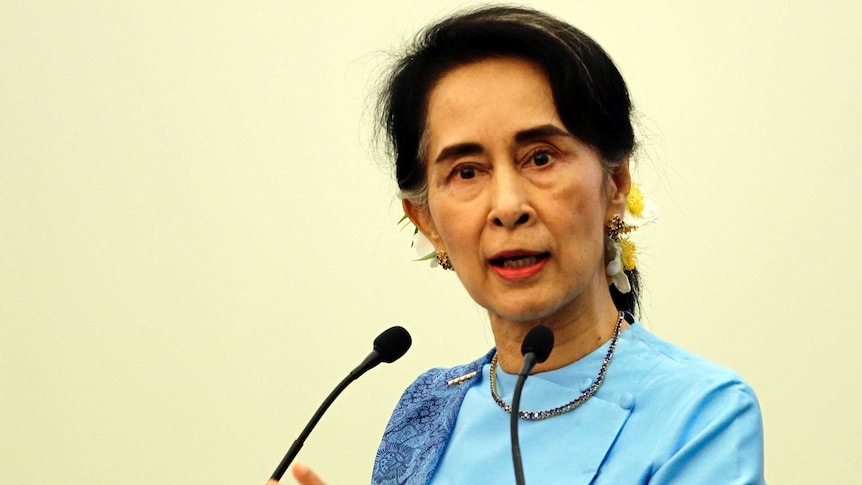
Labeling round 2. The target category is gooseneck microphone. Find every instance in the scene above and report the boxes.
[510,325,554,485]
[269,326,412,482]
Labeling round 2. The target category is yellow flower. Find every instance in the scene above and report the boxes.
[627,184,645,216]
[619,238,637,271]
[624,183,660,227]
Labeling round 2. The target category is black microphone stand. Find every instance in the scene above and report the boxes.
[510,352,538,485]
[269,326,411,482]
[270,365,365,481]
[509,325,554,485]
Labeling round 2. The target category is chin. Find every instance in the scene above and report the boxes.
[483,285,591,324]
[488,300,562,324]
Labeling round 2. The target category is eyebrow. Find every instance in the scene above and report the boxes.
[433,143,483,165]
[433,124,572,165]
[514,124,572,144]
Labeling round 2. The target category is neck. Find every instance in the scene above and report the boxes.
[489,295,625,374]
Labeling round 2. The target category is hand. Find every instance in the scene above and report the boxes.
[291,463,326,485]
[264,463,326,485]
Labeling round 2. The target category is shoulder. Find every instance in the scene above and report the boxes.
[620,324,764,478]
[610,323,763,446]
[624,323,758,401]
[392,350,493,412]
[373,351,494,484]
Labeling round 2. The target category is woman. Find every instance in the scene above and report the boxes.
[286,6,764,484]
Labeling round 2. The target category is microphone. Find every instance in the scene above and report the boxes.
[510,325,554,485]
[269,326,412,482]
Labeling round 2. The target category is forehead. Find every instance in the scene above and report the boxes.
[424,57,563,151]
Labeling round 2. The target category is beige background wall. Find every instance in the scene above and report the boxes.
[2,1,859,483]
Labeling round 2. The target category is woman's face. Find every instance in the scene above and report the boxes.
[406,56,629,324]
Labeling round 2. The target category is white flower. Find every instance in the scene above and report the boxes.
[605,240,631,294]
[623,185,660,228]
[412,230,438,268]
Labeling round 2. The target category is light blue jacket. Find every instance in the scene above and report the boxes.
[372,323,765,484]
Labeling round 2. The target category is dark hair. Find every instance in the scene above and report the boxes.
[377,5,641,314]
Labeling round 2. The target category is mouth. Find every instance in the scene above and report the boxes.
[490,251,550,269]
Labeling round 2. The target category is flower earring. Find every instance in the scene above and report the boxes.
[436,250,454,271]
[606,214,629,242]
[605,183,660,293]
[605,214,634,293]
[399,214,456,272]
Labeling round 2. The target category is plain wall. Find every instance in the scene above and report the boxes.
[2,1,860,483]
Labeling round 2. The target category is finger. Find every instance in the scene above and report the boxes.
[291,462,327,485]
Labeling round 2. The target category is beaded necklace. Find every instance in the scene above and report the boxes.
[489,311,625,420]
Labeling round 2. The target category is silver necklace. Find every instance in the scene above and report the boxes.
[489,311,625,420]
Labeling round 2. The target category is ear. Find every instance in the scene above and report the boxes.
[402,199,444,249]
[606,160,632,217]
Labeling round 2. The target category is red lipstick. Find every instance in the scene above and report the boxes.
[490,251,549,280]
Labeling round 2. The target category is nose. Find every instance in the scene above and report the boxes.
[488,168,536,229]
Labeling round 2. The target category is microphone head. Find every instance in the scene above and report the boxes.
[521,325,554,364]
[373,326,412,363]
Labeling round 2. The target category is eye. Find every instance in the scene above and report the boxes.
[457,166,477,179]
[531,150,553,167]
[444,162,484,184]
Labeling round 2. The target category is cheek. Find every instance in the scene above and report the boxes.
[555,179,604,221]
[431,208,472,252]
[427,196,469,248]
[427,203,489,271]
[550,182,610,252]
